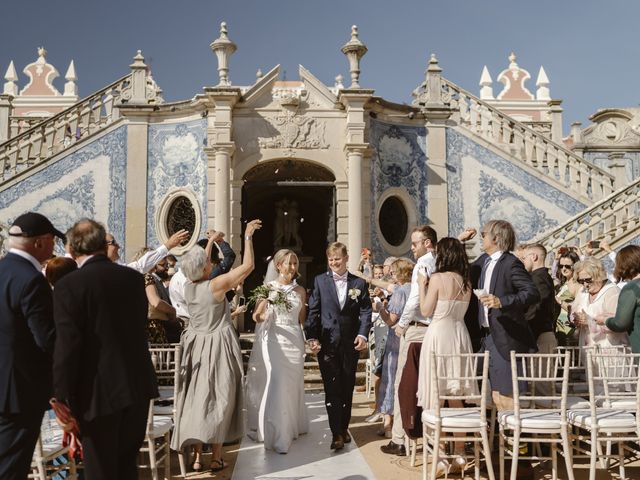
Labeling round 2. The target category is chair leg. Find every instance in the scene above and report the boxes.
[164,432,171,480]
[430,427,442,480]
[589,429,598,480]
[618,441,626,480]
[481,430,496,480]
[551,441,558,480]
[178,447,187,478]
[410,437,417,467]
[489,407,497,452]
[498,425,505,480]
[509,429,520,480]
[560,428,576,480]
[474,434,481,480]
[423,430,428,480]
[603,434,612,469]
[148,435,158,480]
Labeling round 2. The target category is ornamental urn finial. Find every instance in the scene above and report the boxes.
[210,21,237,87]
[341,25,368,89]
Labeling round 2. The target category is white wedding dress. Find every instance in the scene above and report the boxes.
[246,280,309,453]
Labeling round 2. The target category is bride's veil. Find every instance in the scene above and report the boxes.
[263,257,279,285]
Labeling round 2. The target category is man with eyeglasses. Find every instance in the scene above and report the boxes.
[0,212,62,479]
[105,229,190,274]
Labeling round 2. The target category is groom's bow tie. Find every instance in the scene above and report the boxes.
[332,272,348,282]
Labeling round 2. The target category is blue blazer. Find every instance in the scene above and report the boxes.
[304,271,372,350]
[471,252,539,359]
[0,252,55,414]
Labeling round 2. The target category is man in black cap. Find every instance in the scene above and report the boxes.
[0,212,62,479]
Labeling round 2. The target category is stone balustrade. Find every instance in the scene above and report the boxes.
[440,78,616,202]
[534,177,640,251]
[0,74,132,183]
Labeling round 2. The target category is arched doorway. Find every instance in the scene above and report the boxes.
[241,159,336,330]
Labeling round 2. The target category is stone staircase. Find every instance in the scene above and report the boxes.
[0,51,162,190]
[239,333,367,391]
[413,59,617,205]
[534,176,640,253]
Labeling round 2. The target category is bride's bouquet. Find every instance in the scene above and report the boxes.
[247,284,293,312]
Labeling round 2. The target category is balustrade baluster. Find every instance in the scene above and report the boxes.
[469,99,479,132]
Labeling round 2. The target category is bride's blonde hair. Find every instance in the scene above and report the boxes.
[273,249,300,279]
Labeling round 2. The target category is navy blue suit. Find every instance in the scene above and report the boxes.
[0,252,56,479]
[470,252,539,359]
[304,271,372,436]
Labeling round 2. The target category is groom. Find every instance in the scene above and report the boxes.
[305,242,372,451]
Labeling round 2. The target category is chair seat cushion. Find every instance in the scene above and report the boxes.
[498,411,562,430]
[153,403,173,415]
[422,409,485,429]
[535,396,591,409]
[567,409,636,430]
[149,415,173,436]
[157,386,174,399]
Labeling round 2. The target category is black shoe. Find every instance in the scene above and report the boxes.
[330,434,345,451]
[343,430,351,444]
[380,440,406,456]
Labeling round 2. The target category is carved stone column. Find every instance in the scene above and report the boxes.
[608,152,628,187]
[203,88,240,235]
[339,89,374,271]
[419,55,452,236]
[0,94,12,143]
[548,100,563,143]
[128,51,148,104]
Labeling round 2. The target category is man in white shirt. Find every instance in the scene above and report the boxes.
[105,229,189,274]
[381,224,437,456]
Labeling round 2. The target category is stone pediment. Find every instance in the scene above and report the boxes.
[582,111,640,147]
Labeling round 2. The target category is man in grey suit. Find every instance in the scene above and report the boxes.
[0,212,62,479]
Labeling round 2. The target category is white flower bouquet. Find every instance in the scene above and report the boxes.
[248,284,293,311]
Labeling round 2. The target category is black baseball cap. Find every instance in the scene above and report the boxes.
[8,212,65,239]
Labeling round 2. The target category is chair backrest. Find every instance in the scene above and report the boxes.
[585,351,640,415]
[511,351,570,415]
[556,345,589,394]
[430,351,489,420]
[149,344,182,386]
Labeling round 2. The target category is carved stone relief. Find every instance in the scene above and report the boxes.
[258,106,328,152]
[584,119,640,147]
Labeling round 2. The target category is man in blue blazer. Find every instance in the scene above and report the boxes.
[0,212,62,479]
[305,242,372,451]
[471,220,539,411]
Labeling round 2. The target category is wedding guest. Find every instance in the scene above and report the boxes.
[381,225,437,457]
[571,257,628,350]
[171,220,261,472]
[366,264,388,422]
[375,257,414,438]
[554,250,581,344]
[602,245,640,352]
[106,229,190,274]
[143,255,181,344]
[52,219,158,479]
[45,256,78,287]
[417,238,477,475]
[0,212,60,479]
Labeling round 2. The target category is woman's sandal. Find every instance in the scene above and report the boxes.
[211,458,226,472]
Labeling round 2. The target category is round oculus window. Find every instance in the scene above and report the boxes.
[166,195,197,243]
[378,196,408,247]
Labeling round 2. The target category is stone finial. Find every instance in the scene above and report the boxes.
[3,61,18,96]
[427,53,442,74]
[210,21,237,87]
[509,52,517,67]
[570,121,583,144]
[536,66,550,100]
[341,25,368,88]
[37,47,47,58]
[479,65,494,100]
[256,68,263,80]
[130,50,146,69]
[63,60,77,96]
[335,74,344,90]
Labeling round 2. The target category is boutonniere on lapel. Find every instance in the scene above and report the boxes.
[348,288,361,301]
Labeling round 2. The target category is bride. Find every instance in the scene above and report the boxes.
[246,249,309,453]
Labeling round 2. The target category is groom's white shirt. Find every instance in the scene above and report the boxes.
[332,271,348,309]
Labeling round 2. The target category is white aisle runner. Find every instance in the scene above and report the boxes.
[232,392,377,480]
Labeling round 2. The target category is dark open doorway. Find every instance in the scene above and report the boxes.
[241,159,336,331]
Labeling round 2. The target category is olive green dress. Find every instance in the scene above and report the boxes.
[606,279,640,353]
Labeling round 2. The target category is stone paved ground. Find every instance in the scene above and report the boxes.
[140,390,640,479]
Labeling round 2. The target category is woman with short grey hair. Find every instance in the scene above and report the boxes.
[171,220,262,473]
[571,257,628,350]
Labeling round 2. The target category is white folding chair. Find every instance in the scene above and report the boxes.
[567,351,640,480]
[138,399,172,480]
[29,411,78,480]
[421,351,495,480]
[498,351,574,480]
